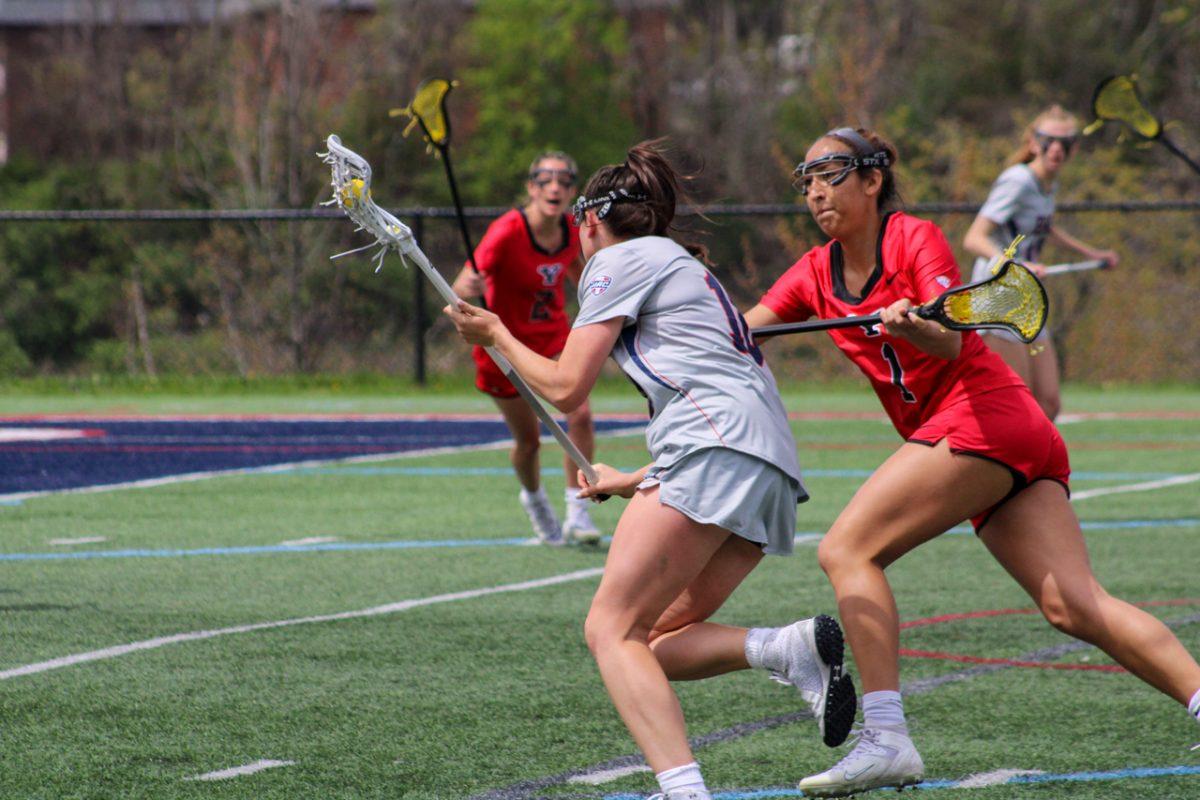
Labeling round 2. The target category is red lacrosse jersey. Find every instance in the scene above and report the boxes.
[472,208,581,353]
[760,211,1025,438]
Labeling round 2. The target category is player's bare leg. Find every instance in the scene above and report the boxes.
[494,395,561,543]
[584,487,733,772]
[1026,337,1062,421]
[802,440,1012,796]
[982,481,1200,705]
[562,400,600,543]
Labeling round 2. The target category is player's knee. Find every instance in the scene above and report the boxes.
[584,608,649,656]
[567,403,593,431]
[817,533,860,577]
[1039,393,1061,422]
[511,435,540,459]
[1038,591,1103,641]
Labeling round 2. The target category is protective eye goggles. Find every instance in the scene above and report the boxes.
[1033,131,1080,153]
[528,168,577,188]
[571,188,649,226]
[791,151,890,196]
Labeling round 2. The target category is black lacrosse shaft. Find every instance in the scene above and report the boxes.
[1161,136,1200,177]
[438,145,488,310]
[751,307,936,340]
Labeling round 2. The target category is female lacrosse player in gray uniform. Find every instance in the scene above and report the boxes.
[963,105,1118,420]
[446,140,856,800]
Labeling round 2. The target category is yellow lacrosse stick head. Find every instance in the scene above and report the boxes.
[389,78,456,148]
[1085,75,1162,139]
[940,260,1048,343]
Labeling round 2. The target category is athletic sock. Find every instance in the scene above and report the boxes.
[656,761,708,795]
[564,486,587,510]
[863,689,908,734]
[519,486,547,503]
[1188,687,1200,722]
[744,626,778,671]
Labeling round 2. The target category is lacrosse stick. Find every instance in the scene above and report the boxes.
[390,79,486,307]
[753,259,1048,344]
[1084,74,1200,176]
[1040,259,1107,277]
[318,135,603,492]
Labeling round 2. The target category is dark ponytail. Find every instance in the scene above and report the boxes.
[581,139,709,261]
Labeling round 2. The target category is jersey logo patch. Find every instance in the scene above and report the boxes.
[536,263,563,287]
[586,275,613,296]
[935,275,952,288]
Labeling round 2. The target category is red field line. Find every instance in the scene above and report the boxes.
[899,599,1200,673]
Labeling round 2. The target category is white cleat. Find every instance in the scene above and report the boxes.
[798,726,924,797]
[562,505,602,545]
[767,615,857,747]
[647,791,712,800]
[519,488,563,546]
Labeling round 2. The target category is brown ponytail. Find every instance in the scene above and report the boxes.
[580,139,709,261]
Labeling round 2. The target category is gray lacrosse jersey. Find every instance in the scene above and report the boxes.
[971,163,1057,281]
[574,236,804,488]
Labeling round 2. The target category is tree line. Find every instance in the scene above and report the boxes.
[1,0,1196,381]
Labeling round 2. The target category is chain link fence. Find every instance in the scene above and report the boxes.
[2,201,1197,383]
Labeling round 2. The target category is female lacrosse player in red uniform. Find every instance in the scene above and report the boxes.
[744,127,1200,797]
[963,105,1119,421]
[450,151,600,545]
[446,141,856,800]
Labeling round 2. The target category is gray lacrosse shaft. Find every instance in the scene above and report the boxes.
[402,246,600,485]
[1040,259,1107,276]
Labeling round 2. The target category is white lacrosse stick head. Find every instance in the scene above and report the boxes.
[319,134,418,272]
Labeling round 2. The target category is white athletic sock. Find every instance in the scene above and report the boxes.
[520,486,547,503]
[744,626,778,670]
[1188,687,1200,722]
[656,761,708,795]
[863,689,908,733]
[564,486,587,507]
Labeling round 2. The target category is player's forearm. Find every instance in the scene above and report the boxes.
[903,325,962,360]
[963,217,1002,260]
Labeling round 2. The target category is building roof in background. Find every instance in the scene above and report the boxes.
[0,0,378,26]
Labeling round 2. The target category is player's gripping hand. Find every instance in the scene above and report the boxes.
[879,298,932,338]
[578,463,641,501]
[444,300,503,347]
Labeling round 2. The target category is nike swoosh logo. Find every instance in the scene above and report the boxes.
[843,764,877,781]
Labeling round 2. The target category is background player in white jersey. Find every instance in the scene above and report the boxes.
[963,105,1119,420]
[445,140,856,800]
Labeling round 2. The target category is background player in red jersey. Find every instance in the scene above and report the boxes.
[450,151,599,545]
[743,127,1200,797]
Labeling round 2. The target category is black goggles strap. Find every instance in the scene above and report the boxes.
[572,188,649,224]
[824,127,891,169]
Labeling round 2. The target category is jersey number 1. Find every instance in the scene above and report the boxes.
[881,343,917,403]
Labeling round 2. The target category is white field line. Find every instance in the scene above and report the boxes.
[567,765,653,785]
[47,536,107,546]
[0,424,646,503]
[278,536,340,546]
[0,568,604,681]
[1071,472,1200,501]
[184,759,295,781]
[954,768,1045,788]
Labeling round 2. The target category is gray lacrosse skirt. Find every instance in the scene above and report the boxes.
[638,447,805,556]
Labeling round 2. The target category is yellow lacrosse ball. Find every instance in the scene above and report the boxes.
[339,178,367,208]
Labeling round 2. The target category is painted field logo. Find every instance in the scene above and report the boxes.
[586,275,613,296]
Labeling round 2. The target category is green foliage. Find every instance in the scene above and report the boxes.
[459,0,638,200]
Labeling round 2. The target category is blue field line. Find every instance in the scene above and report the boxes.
[1,518,1196,562]
[282,465,1182,481]
[603,764,1200,798]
